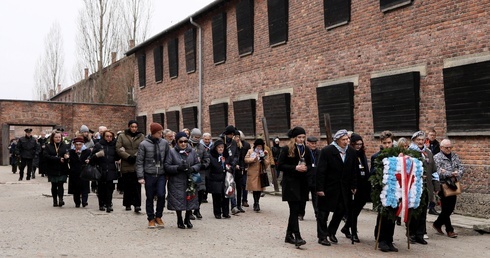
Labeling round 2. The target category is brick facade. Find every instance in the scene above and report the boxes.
[127,0,490,217]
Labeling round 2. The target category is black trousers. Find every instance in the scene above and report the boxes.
[19,158,33,179]
[121,172,141,208]
[409,197,428,237]
[434,191,457,233]
[299,186,318,217]
[327,196,347,236]
[97,181,115,208]
[286,201,302,234]
[212,193,230,216]
[316,210,330,239]
[375,212,396,243]
[344,197,368,234]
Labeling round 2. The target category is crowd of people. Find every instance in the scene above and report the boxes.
[8,123,464,251]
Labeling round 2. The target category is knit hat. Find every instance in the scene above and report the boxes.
[150,122,163,135]
[190,128,202,138]
[411,131,425,140]
[253,138,265,148]
[333,129,348,141]
[175,132,188,141]
[127,120,138,127]
[287,126,306,138]
[80,125,89,133]
[213,139,225,150]
[73,137,84,144]
[350,133,363,143]
[223,125,236,135]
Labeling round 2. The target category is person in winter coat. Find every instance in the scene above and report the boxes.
[9,138,18,173]
[298,136,320,221]
[271,137,282,178]
[340,133,370,243]
[90,130,120,213]
[277,126,312,247]
[207,139,233,219]
[164,132,201,229]
[235,130,251,211]
[68,137,91,208]
[15,128,39,181]
[44,131,70,207]
[245,138,270,212]
[116,120,145,212]
[136,123,169,228]
[188,128,210,219]
[37,132,48,177]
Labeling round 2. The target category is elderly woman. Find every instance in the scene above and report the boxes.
[277,127,312,247]
[68,137,91,207]
[44,131,70,207]
[245,138,270,212]
[164,132,201,229]
[91,130,120,213]
[433,139,464,238]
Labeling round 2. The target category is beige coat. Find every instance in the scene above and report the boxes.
[245,147,271,191]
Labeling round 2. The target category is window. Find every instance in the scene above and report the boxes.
[316,83,354,135]
[233,99,256,137]
[136,115,147,135]
[324,0,350,30]
[152,113,165,127]
[262,93,290,135]
[267,0,288,46]
[168,38,178,78]
[184,28,196,73]
[209,103,229,137]
[153,46,163,82]
[380,0,412,13]
[370,72,420,134]
[182,106,198,129]
[212,12,227,64]
[166,110,180,132]
[443,61,490,133]
[236,0,254,56]
[137,54,146,88]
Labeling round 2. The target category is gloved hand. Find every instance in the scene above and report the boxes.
[95,150,105,157]
[177,163,189,173]
[189,167,195,174]
[127,156,137,164]
[200,164,206,170]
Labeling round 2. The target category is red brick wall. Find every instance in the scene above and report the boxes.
[131,0,490,206]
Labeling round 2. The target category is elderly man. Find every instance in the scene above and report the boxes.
[433,139,464,238]
[316,129,357,246]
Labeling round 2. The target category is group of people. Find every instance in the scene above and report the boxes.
[9,123,464,252]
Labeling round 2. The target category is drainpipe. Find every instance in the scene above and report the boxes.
[190,17,203,130]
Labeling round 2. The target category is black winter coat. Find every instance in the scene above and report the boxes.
[277,145,312,202]
[68,148,91,194]
[43,142,70,176]
[90,139,120,182]
[207,148,232,194]
[16,136,38,159]
[316,145,358,212]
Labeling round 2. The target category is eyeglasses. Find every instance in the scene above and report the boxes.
[442,146,452,149]
[178,140,188,143]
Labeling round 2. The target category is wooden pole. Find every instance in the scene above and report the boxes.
[323,113,333,144]
[262,117,279,192]
[375,212,383,250]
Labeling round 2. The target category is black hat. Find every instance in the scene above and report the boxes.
[24,128,32,133]
[213,139,225,150]
[287,126,306,138]
[224,125,236,135]
[307,136,318,142]
[350,133,363,143]
[128,120,138,127]
[253,138,265,147]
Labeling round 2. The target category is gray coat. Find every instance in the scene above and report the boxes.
[135,136,169,179]
[164,146,200,211]
[190,141,210,191]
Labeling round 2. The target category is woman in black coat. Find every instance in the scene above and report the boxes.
[277,127,312,247]
[90,130,120,212]
[44,131,70,207]
[207,139,233,219]
[68,137,91,208]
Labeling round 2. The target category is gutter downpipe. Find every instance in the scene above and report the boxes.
[190,17,203,130]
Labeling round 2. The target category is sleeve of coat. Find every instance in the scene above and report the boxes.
[191,151,201,173]
[164,149,179,175]
[135,142,145,179]
[244,149,256,164]
[316,147,328,192]
[201,147,211,169]
[277,146,297,174]
[116,136,130,160]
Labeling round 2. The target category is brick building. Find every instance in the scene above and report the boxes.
[124,0,489,216]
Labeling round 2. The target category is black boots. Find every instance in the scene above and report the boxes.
[341,225,351,238]
[285,231,295,244]
[193,209,202,219]
[184,211,193,229]
[293,232,306,247]
[53,197,58,207]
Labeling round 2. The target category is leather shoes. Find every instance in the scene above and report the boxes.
[410,236,427,245]
[318,238,331,246]
[328,234,338,243]
[387,242,399,252]
[378,241,390,252]
[298,216,304,221]
[351,234,360,243]
[428,207,440,215]
[341,227,351,238]
[215,215,222,219]
[447,232,458,238]
[285,233,295,245]
[433,223,444,234]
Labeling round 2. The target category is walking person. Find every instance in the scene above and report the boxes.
[245,138,271,212]
[136,123,169,228]
[277,126,312,247]
[298,136,320,221]
[15,128,38,181]
[38,132,48,177]
[68,137,91,208]
[235,130,250,212]
[207,139,232,219]
[164,132,201,229]
[90,129,120,213]
[316,129,357,246]
[9,138,18,174]
[433,139,464,238]
[44,131,70,207]
[188,128,210,219]
[116,120,145,212]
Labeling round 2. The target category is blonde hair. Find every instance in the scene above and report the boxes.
[287,138,296,157]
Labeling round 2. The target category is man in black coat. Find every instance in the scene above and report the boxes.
[15,128,38,181]
[316,129,357,246]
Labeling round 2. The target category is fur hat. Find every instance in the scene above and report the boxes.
[287,127,306,138]
[80,125,89,133]
[150,122,163,135]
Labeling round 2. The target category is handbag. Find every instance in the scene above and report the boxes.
[191,172,202,184]
[441,177,461,197]
[80,164,101,181]
[260,172,270,188]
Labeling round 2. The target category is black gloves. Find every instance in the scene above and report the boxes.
[200,164,206,170]
[189,167,195,174]
[127,156,137,164]
[178,163,189,173]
